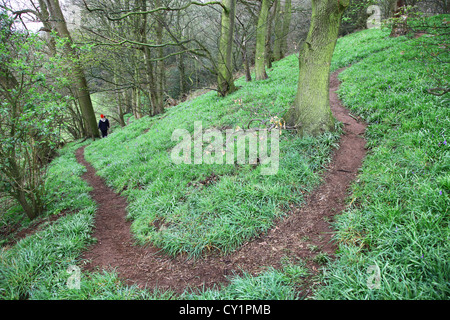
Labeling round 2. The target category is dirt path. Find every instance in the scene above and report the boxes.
[77,67,367,295]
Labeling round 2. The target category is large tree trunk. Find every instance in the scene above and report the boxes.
[255,0,270,80]
[41,0,99,139]
[284,0,349,136]
[138,0,149,117]
[217,0,237,96]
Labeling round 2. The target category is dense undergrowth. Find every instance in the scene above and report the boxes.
[0,15,448,300]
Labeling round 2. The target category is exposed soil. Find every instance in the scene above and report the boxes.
[76,67,367,296]
[1,210,69,248]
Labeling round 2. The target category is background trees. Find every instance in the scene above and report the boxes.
[6,0,446,136]
[39,0,100,139]
[77,0,308,105]
[254,0,270,80]
[0,11,68,219]
[2,0,446,220]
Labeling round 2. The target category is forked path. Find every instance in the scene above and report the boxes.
[76,68,367,294]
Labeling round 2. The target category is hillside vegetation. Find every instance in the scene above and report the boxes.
[316,15,449,299]
[83,55,342,259]
[0,15,448,300]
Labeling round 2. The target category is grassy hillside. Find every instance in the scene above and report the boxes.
[81,28,414,260]
[0,15,448,300]
[83,55,342,258]
[316,15,449,299]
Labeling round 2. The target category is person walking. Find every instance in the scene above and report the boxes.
[98,114,110,138]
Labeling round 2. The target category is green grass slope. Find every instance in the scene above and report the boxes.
[83,55,342,259]
[315,15,449,299]
[82,28,415,260]
[1,15,448,300]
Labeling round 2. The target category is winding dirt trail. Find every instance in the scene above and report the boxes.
[76,68,367,295]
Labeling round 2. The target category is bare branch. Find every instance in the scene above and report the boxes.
[81,0,225,21]
[0,5,40,18]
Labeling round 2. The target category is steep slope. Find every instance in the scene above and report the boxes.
[83,53,342,259]
[2,17,447,299]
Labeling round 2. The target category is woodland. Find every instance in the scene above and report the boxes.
[0,0,449,303]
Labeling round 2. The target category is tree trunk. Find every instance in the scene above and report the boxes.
[154,0,165,115]
[37,0,56,55]
[67,97,85,139]
[217,0,237,96]
[144,47,158,116]
[18,196,38,220]
[273,0,283,61]
[113,70,126,127]
[265,0,277,69]
[176,11,188,96]
[242,39,252,82]
[42,0,99,139]
[273,0,292,61]
[283,0,349,136]
[280,0,292,58]
[177,53,187,96]
[139,0,152,116]
[74,68,99,138]
[255,0,270,80]
[117,100,126,127]
[0,69,41,220]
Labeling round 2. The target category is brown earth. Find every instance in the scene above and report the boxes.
[1,210,69,248]
[75,67,367,296]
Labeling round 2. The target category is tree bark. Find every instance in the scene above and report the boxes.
[177,52,187,95]
[255,0,270,80]
[273,0,292,61]
[242,39,252,82]
[41,0,100,139]
[280,0,292,58]
[144,46,158,115]
[154,0,165,115]
[67,97,86,139]
[116,96,126,127]
[176,11,188,96]
[217,0,237,96]
[273,0,283,61]
[284,0,349,136]
[265,0,277,69]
